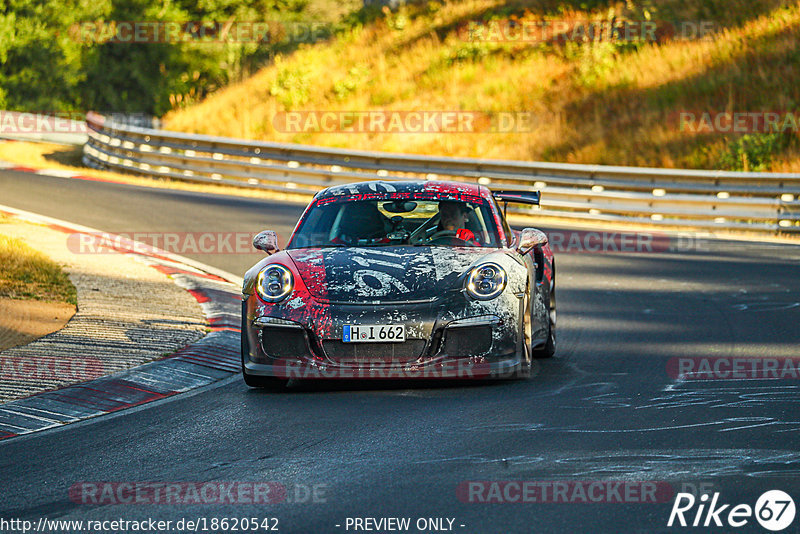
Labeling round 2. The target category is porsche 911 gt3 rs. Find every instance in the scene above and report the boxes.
[241,180,555,387]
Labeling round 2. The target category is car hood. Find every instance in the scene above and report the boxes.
[286,246,496,303]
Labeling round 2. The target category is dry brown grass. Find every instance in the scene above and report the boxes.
[0,232,77,305]
[165,0,800,171]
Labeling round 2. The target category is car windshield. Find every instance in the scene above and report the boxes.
[289,198,501,248]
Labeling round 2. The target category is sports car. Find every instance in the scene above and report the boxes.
[241,180,555,387]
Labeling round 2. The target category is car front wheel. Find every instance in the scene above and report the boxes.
[532,286,556,359]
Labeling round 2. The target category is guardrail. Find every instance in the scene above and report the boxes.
[83,111,800,233]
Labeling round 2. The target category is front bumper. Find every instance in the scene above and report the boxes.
[242,295,528,380]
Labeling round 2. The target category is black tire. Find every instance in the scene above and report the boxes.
[532,285,556,359]
[513,291,534,379]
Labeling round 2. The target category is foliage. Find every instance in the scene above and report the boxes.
[717,133,793,172]
[1,0,314,114]
[269,60,311,108]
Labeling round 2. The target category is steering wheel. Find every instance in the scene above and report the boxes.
[427,229,470,245]
[408,214,440,244]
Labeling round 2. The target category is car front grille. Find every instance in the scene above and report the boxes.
[322,340,427,364]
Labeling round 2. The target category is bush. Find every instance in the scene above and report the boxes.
[270,62,312,108]
[331,66,369,101]
[717,133,793,172]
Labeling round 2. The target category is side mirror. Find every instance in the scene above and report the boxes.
[517,228,548,255]
[253,230,279,254]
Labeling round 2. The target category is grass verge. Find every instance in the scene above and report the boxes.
[0,228,77,305]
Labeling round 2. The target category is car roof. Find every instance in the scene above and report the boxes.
[316,180,488,201]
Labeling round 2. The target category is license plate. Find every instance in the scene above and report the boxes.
[343,325,405,343]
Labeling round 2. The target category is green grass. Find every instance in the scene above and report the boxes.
[0,233,77,305]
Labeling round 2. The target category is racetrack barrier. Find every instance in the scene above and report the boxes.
[83,112,800,234]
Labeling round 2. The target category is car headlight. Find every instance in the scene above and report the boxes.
[465,263,507,301]
[255,264,293,302]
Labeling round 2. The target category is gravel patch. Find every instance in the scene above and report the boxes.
[0,220,207,402]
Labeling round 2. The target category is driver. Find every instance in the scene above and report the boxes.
[437,201,480,245]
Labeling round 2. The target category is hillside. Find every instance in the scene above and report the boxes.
[164,0,800,172]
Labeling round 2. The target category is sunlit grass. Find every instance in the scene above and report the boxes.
[165,0,800,171]
[0,234,77,305]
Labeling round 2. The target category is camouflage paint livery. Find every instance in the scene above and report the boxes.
[241,180,555,380]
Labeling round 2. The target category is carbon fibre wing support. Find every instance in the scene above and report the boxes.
[492,190,541,206]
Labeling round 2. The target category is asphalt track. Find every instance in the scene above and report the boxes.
[2,169,800,534]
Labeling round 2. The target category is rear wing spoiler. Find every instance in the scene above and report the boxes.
[492,190,541,206]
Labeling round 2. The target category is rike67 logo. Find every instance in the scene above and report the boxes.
[668,490,795,531]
